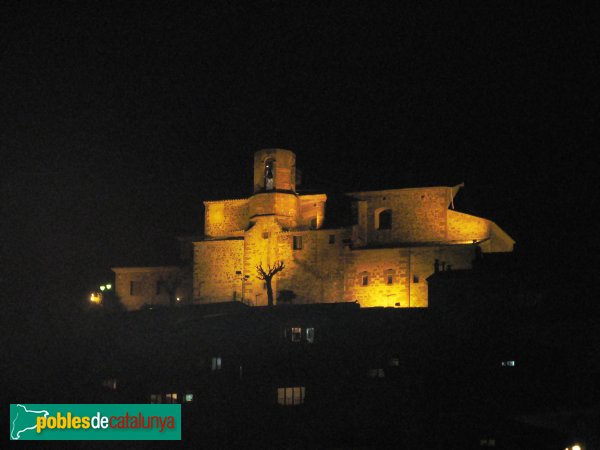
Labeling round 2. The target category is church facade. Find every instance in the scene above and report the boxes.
[113,148,514,310]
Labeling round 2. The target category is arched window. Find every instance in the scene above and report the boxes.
[264,159,275,191]
[360,271,369,286]
[375,208,392,230]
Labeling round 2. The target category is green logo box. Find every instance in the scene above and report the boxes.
[10,404,181,440]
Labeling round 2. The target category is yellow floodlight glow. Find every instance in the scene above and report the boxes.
[90,292,102,304]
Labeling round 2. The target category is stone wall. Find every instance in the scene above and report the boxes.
[343,244,477,308]
[112,267,191,311]
[194,239,244,302]
[241,216,283,305]
[351,187,450,245]
[447,210,490,242]
[298,194,327,229]
[274,229,349,304]
[247,193,299,228]
[204,200,248,237]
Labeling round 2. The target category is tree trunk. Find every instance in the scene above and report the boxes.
[266,280,274,306]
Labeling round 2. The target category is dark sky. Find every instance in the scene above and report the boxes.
[2,2,598,310]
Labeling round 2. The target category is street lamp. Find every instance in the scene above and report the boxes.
[91,283,112,305]
[235,271,250,303]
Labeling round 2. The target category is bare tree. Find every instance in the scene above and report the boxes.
[256,261,285,306]
[158,268,186,307]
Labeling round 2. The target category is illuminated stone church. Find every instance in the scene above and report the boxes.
[113,148,514,310]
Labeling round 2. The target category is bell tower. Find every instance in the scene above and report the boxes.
[249,149,299,228]
[252,148,296,193]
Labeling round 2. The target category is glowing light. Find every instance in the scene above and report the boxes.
[106,284,112,290]
[572,445,582,450]
[176,297,181,302]
[100,286,105,291]
[90,292,102,304]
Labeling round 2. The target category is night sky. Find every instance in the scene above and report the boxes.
[2,2,597,314]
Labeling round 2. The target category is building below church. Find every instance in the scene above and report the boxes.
[113,148,514,310]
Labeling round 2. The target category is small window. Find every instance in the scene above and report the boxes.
[386,269,394,285]
[328,235,335,244]
[309,218,318,229]
[367,368,385,378]
[262,232,269,239]
[306,327,315,343]
[150,394,162,404]
[102,378,118,390]
[184,393,194,403]
[211,357,222,371]
[293,236,303,250]
[165,393,178,404]
[377,209,392,230]
[291,327,302,342]
[277,387,306,406]
[361,272,369,286]
[388,356,400,367]
[130,281,141,296]
[413,275,420,283]
[501,360,516,367]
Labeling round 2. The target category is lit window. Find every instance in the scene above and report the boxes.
[329,235,335,244]
[293,236,303,250]
[102,378,117,390]
[150,394,162,404]
[211,357,222,371]
[184,393,194,403]
[291,327,302,342]
[388,356,400,367]
[165,393,178,404]
[377,209,392,230]
[501,360,516,367]
[130,281,141,296]
[306,327,315,343]
[361,272,369,286]
[277,387,305,406]
[367,368,385,378]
